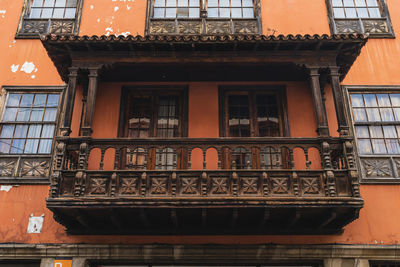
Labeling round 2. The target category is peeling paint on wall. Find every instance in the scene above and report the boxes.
[0,10,6,19]
[0,185,12,192]
[10,64,19,72]
[27,214,44,234]
[20,62,36,74]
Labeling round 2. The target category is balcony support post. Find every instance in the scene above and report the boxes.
[308,67,330,136]
[81,66,101,137]
[329,66,350,136]
[60,66,79,136]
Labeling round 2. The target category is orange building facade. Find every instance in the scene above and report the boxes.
[0,0,400,266]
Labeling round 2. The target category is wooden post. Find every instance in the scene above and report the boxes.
[60,66,79,136]
[309,67,329,136]
[81,67,100,136]
[329,66,350,136]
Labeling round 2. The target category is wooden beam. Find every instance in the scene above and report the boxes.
[60,66,79,136]
[75,210,90,229]
[81,66,100,136]
[330,66,350,136]
[318,211,337,230]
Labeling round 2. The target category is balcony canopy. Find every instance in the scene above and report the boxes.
[41,33,367,83]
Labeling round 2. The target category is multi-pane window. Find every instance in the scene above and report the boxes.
[207,0,254,18]
[153,0,200,18]
[332,0,382,18]
[350,93,400,155]
[28,0,78,19]
[0,93,60,154]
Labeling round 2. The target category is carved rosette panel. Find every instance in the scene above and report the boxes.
[301,177,320,195]
[0,159,17,177]
[119,177,138,195]
[20,159,50,177]
[335,20,361,33]
[271,177,289,194]
[149,21,176,34]
[240,177,259,194]
[180,177,199,195]
[233,20,258,34]
[150,177,168,195]
[178,21,201,34]
[89,178,108,195]
[206,21,231,34]
[21,19,48,34]
[363,19,389,34]
[362,159,392,177]
[50,20,74,34]
[211,177,229,194]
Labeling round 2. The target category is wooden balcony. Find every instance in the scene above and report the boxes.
[47,137,363,235]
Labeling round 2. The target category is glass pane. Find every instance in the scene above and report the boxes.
[370,126,383,138]
[20,94,34,107]
[366,108,381,121]
[41,8,53,17]
[153,7,165,17]
[189,7,199,17]
[208,7,218,16]
[177,7,189,17]
[386,139,400,154]
[32,0,43,7]
[242,8,254,17]
[3,108,18,121]
[353,108,367,122]
[242,0,253,6]
[33,94,47,107]
[66,0,77,7]
[351,94,364,107]
[0,139,11,154]
[165,7,176,17]
[64,7,76,18]
[178,0,188,6]
[0,125,14,138]
[38,139,52,154]
[10,139,25,154]
[380,108,394,121]
[393,108,400,121]
[43,0,54,7]
[14,125,28,138]
[364,94,378,107]
[372,139,387,154]
[231,8,241,17]
[30,108,44,121]
[333,7,345,18]
[7,94,21,106]
[52,8,64,18]
[355,0,366,6]
[383,126,397,138]
[332,0,343,7]
[55,0,66,6]
[357,7,368,17]
[43,108,57,121]
[343,0,355,6]
[166,0,176,7]
[220,0,229,7]
[208,0,218,7]
[377,94,391,106]
[28,125,42,138]
[24,139,39,154]
[358,139,372,154]
[366,0,378,6]
[219,7,230,17]
[154,0,165,7]
[30,8,42,18]
[231,0,241,7]
[368,7,381,17]
[189,0,199,6]
[46,94,59,107]
[390,94,400,106]
[16,109,30,122]
[355,126,369,138]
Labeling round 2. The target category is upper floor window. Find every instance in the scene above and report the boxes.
[147,0,261,35]
[327,0,394,37]
[16,0,83,38]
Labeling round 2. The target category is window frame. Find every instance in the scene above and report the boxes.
[0,86,64,184]
[15,0,84,39]
[326,0,395,38]
[345,86,400,184]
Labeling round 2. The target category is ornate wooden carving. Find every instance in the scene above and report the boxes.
[335,20,361,33]
[233,20,258,34]
[301,177,320,195]
[21,19,48,34]
[362,159,392,177]
[178,21,201,34]
[241,177,258,194]
[363,19,389,34]
[150,177,168,195]
[271,177,289,194]
[0,159,17,177]
[50,20,74,34]
[119,177,138,195]
[89,177,108,195]
[20,159,50,177]
[206,21,231,34]
[180,177,199,195]
[211,177,229,194]
[149,21,176,34]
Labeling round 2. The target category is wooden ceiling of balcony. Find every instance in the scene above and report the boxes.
[41,33,368,83]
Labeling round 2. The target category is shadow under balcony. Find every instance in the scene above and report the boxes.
[47,137,363,235]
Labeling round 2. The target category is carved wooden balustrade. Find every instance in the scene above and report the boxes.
[47,137,363,234]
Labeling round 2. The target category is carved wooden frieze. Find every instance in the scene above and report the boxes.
[206,21,231,34]
[89,177,108,195]
[271,177,289,194]
[301,177,320,195]
[20,19,75,36]
[150,177,168,195]
[21,19,49,34]
[361,159,392,177]
[20,159,50,177]
[363,19,389,34]
[0,159,17,177]
[50,20,74,34]
[233,20,258,34]
[211,177,229,194]
[240,177,259,194]
[149,21,176,34]
[180,177,199,195]
[119,177,138,195]
[178,21,202,34]
[335,20,361,33]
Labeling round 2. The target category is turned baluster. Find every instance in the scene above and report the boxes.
[202,148,207,170]
[99,148,106,170]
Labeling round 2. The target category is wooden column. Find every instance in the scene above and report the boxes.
[309,67,329,136]
[60,66,79,136]
[81,67,100,136]
[329,66,349,136]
